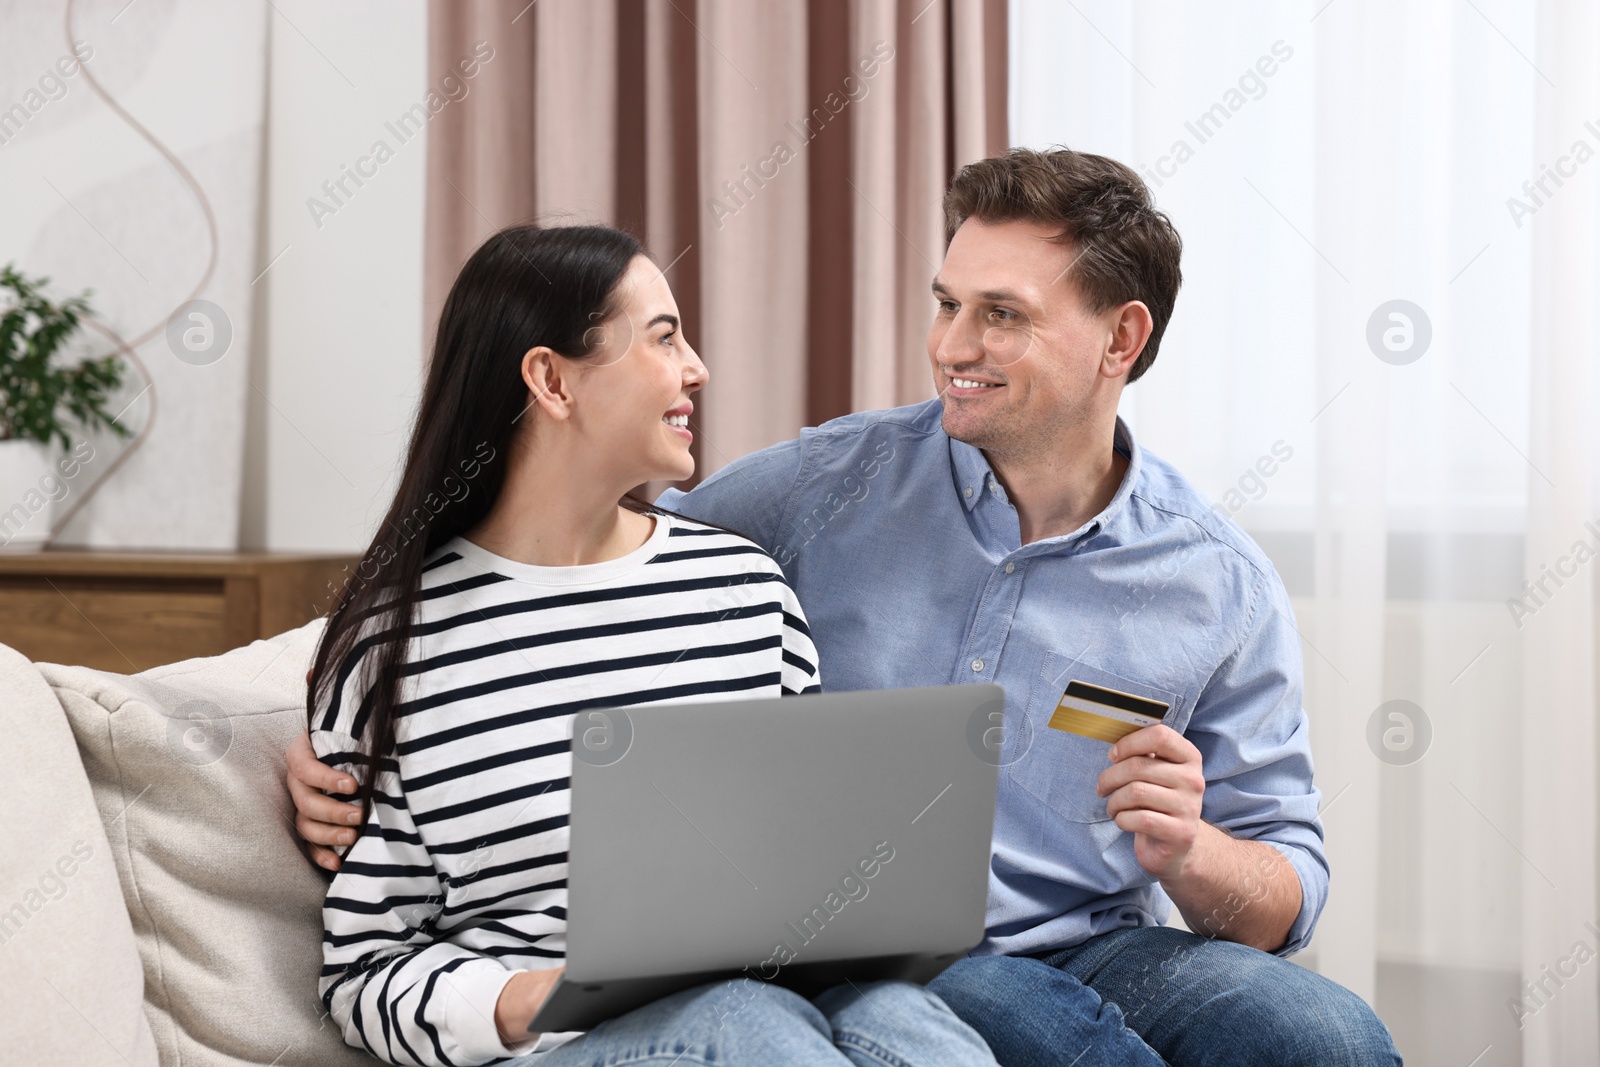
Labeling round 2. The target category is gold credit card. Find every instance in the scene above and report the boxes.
[1047,680,1169,744]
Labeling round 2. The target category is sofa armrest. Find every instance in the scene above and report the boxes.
[0,641,157,1067]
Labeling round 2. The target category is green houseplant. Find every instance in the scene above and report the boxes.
[0,264,130,549]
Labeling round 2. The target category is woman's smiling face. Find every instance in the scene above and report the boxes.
[569,255,707,487]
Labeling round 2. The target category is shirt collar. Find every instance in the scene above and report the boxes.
[950,434,997,512]
[947,416,1142,534]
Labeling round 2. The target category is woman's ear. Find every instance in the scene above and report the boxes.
[521,347,574,421]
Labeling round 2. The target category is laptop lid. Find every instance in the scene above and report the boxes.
[530,683,1002,1031]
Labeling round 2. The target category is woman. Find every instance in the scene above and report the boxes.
[306,224,999,1067]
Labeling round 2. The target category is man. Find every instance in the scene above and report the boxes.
[289,147,1399,1064]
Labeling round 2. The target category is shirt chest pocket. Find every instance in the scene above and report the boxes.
[1004,652,1186,824]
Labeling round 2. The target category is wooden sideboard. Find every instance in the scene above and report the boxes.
[0,551,359,673]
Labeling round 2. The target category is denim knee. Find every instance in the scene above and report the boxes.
[813,979,997,1067]
[813,978,946,1025]
[1218,972,1398,1066]
[1275,976,1399,1067]
[1057,931,1400,1067]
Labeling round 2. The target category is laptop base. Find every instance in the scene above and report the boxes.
[528,949,968,1034]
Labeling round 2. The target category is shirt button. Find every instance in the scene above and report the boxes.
[1004,562,1015,574]
[971,658,984,672]
[964,486,973,498]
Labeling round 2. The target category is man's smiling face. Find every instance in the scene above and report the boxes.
[927,217,1124,458]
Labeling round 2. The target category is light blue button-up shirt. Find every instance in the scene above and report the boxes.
[656,399,1326,958]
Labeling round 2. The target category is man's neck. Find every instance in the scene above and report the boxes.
[984,421,1129,545]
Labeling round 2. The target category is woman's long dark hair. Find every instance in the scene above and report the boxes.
[307,223,656,828]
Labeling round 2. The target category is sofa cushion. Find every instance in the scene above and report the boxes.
[0,641,158,1067]
[41,618,379,1067]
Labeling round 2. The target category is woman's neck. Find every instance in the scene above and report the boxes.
[463,440,655,567]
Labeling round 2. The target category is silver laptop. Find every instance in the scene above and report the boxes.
[528,683,1004,1033]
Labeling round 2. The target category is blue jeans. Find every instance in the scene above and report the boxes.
[930,928,1402,1067]
[508,978,998,1066]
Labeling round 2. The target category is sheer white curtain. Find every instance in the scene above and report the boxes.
[1010,2,1600,1063]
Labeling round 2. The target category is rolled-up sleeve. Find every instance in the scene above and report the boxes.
[1186,565,1328,956]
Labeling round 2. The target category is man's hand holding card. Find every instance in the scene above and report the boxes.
[1095,723,1207,883]
[1047,679,1205,884]
[1041,679,1301,950]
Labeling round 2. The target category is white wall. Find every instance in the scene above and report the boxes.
[242,0,428,552]
[0,0,269,550]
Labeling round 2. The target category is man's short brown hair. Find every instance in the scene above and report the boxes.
[944,146,1183,383]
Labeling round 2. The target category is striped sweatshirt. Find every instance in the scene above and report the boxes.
[311,511,822,1066]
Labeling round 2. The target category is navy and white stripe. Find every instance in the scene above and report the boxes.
[312,512,821,1066]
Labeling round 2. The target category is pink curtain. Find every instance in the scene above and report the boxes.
[425,0,1007,489]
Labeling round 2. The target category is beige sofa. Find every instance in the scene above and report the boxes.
[0,618,382,1067]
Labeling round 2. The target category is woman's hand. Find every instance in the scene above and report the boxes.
[495,967,565,1048]
[286,730,364,871]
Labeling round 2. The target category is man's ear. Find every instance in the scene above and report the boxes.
[1102,301,1154,380]
[521,346,574,421]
